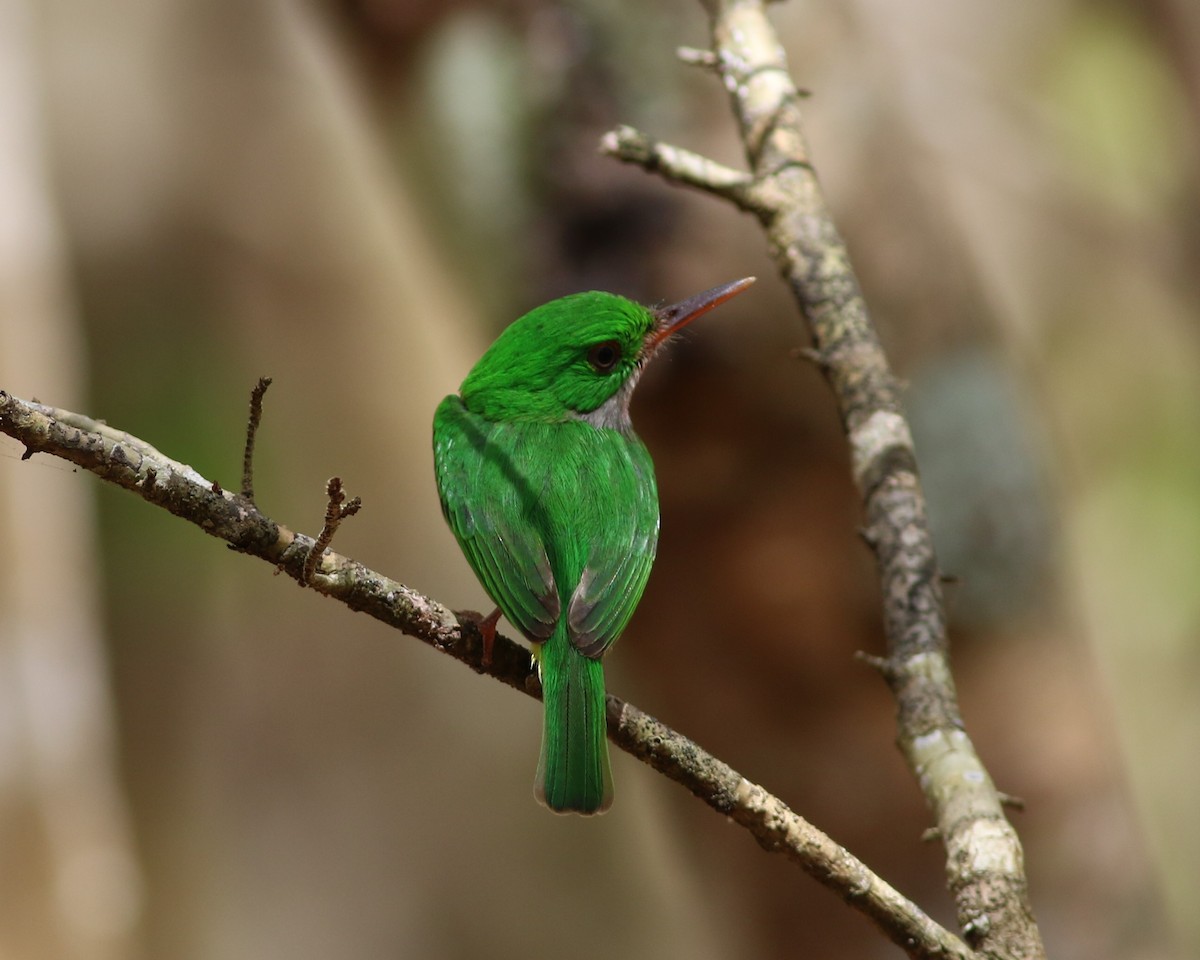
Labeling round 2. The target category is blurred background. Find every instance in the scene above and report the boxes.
[1,0,1197,957]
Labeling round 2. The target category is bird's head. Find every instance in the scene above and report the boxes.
[460,277,755,429]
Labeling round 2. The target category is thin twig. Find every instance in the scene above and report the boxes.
[853,650,896,680]
[0,388,976,960]
[602,3,1045,958]
[241,376,272,502]
[599,125,759,211]
[301,476,362,586]
[676,45,719,69]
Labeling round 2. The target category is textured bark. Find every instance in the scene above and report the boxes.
[0,388,974,960]
[603,2,1045,957]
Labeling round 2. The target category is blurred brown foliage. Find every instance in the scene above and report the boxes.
[1,0,1197,958]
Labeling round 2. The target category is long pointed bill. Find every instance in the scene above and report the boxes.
[647,276,756,353]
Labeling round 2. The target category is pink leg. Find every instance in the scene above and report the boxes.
[476,607,502,668]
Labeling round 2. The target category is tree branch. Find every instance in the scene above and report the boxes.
[0,387,975,960]
[602,2,1046,958]
[599,125,759,211]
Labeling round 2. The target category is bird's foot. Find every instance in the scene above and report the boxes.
[458,607,502,668]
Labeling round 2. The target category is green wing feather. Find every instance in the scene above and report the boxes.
[433,395,658,653]
[564,436,658,659]
[433,396,560,639]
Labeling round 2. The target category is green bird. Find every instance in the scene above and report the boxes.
[432,277,754,814]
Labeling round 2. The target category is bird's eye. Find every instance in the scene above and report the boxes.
[587,340,622,373]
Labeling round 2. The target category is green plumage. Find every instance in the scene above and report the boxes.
[432,281,752,814]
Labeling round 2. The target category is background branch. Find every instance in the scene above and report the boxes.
[0,387,975,960]
[604,2,1046,957]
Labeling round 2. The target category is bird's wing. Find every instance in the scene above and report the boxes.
[432,396,560,639]
[565,433,659,659]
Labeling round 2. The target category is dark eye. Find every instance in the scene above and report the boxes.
[587,340,622,373]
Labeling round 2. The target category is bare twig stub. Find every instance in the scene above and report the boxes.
[301,476,363,586]
[603,3,1045,958]
[0,388,975,960]
[241,376,273,502]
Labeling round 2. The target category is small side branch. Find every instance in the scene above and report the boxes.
[0,387,975,960]
[301,476,362,586]
[600,125,761,212]
[241,376,272,502]
[676,45,719,70]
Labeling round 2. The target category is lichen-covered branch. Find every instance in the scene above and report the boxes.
[603,2,1046,958]
[0,388,974,960]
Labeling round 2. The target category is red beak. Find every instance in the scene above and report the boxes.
[647,277,756,353]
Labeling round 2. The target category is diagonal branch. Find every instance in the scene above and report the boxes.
[603,2,1047,958]
[0,387,975,960]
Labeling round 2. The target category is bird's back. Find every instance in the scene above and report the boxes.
[433,397,659,647]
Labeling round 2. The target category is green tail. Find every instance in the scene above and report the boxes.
[535,628,613,815]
